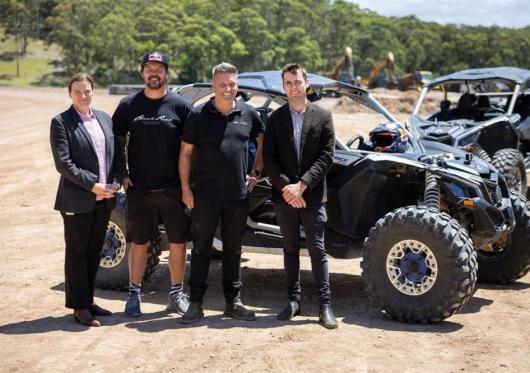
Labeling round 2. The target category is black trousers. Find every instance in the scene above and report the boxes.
[189,198,249,303]
[61,201,111,309]
[274,202,331,305]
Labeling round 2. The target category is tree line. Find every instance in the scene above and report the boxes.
[1,0,529,84]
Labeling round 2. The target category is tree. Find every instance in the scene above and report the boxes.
[0,0,32,76]
[39,0,530,84]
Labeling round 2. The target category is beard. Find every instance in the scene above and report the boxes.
[146,75,167,89]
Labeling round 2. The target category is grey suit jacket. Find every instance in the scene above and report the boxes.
[263,101,335,205]
[50,105,124,213]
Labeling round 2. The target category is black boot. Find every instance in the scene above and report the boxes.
[277,301,301,321]
[319,304,338,329]
[179,302,204,324]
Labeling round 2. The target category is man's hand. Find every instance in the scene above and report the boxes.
[91,183,116,199]
[122,176,133,192]
[246,175,258,193]
[287,195,307,209]
[182,186,194,209]
[282,181,307,204]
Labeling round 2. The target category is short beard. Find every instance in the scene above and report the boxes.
[146,76,167,89]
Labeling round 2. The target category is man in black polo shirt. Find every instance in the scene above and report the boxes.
[179,62,264,324]
[113,51,192,317]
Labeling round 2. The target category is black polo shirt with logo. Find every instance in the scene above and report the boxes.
[112,90,192,191]
[182,99,264,201]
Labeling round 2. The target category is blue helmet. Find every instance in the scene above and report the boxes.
[368,122,410,153]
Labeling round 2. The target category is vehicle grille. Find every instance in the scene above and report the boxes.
[486,207,505,228]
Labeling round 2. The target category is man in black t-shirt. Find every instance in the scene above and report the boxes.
[112,51,192,317]
[179,62,264,324]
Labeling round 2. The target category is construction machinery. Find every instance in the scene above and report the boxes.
[331,47,356,85]
[364,52,432,91]
[398,70,433,91]
[366,52,398,89]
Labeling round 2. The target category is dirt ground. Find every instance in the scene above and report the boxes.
[0,87,529,373]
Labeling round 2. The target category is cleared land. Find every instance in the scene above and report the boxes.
[0,29,61,87]
[0,87,529,372]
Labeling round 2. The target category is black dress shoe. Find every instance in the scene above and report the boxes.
[224,302,256,321]
[319,304,338,329]
[277,301,301,321]
[74,309,101,327]
[90,303,112,316]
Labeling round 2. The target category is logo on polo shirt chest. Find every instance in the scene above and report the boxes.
[231,121,249,126]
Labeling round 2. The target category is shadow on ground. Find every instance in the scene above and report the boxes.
[0,255,503,334]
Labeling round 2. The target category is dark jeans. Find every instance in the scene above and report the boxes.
[61,201,111,309]
[274,202,331,305]
[189,198,249,303]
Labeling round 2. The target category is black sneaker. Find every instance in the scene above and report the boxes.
[179,302,204,324]
[124,292,142,317]
[224,301,256,321]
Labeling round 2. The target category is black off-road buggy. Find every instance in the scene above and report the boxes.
[408,67,530,195]
[96,72,530,323]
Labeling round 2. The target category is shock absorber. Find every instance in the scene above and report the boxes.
[471,144,491,163]
[424,172,441,209]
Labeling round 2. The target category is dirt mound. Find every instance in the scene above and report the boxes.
[333,96,372,114]
[332,88,439,116]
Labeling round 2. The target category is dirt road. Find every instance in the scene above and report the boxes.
[0,87,529,372]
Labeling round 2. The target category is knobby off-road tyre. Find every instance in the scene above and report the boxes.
[95,195,163,290]
[477,191,530,284]
[472,144,492,163]
[361,206,477,323]
[523,153,530,198]
[491,148,527,195]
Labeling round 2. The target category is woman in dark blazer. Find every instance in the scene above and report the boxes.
[50,73,123,327]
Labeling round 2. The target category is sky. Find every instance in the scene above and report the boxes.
[352,0,530,28]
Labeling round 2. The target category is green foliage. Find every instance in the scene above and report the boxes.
[1,0,529,84]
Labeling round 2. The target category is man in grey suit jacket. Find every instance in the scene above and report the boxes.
[263,63,337,329]
[50,73,123,327]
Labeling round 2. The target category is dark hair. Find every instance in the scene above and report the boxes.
[281,63,307,81]
[68,73,95,93]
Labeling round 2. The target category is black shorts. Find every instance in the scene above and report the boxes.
[126,188,190,244]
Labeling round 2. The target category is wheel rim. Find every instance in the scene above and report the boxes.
[100,221,127,268]
[386,239,438,296]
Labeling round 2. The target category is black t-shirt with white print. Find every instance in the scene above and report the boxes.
[112,90,192,192]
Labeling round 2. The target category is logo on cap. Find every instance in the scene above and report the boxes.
[149,52,162,62]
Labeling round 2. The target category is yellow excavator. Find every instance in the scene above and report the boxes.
[331,47,357,85]
[364,52,432,90]
[397,70,433,91]
[365,52,398,89]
